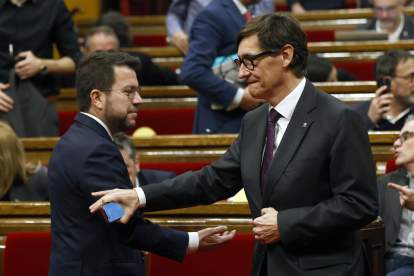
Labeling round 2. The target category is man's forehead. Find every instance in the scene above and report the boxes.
[374,0,399,6]
[402,121,414,133]
[237,34,261,57]
[396,57,414,72]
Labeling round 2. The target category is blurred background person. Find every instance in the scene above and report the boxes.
[306,54,358,82]
[0,0,82,136]
[288,0,346,13]
[355,0,414,41]
[113,133,176,188]
[0,121,48,201]
[165,0,274,55]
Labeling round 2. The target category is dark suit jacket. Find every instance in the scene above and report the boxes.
[180,0,248,134]
[286,0,345,10]
[377,169,408,253]
[138,170,176,187]
[48,113,188,276]
[355,15,414,40]
[351,100,414,131]
[141,80,378,275]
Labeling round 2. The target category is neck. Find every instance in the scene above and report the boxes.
[237,0,249,9]
[10,0,26,7]
[386,98,409,118]
[86,108,114,135]
[267,73,303,107]
[404,163,414,177]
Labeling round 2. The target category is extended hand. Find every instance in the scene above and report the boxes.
[15,51,42,80]
[171,30,189,55]
[253,207,281,245]
[197,226,236,252]
[388,183,414,211]
[89,188,140,224]
[0,83,12,112]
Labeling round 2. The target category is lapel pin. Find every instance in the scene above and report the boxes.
[302,123,307,128]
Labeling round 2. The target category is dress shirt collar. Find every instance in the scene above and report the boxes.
[269,77,306,120]
[80,112,113,140]
[232,0,247,15]
[376,14,404,42]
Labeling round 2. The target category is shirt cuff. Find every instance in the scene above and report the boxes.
[186,232,199,254]
[134,187,146,207]
[226,88,244,111]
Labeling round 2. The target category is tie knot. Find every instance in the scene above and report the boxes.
[268,109,281,124]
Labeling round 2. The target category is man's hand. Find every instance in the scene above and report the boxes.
[89,188,140,224]
[240,87,266,111]
[367,85,393,124]
[388,183,414,211]
[171,30,189,55]
[253,207,281,245]
[15,51,42,80]
[197,226,236,252]
[0,83,12,112]
[291,2,307,13]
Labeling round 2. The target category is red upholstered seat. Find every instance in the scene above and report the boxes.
[148,234,255,276]
[132,35,167,47]
[3,232,51,276]
[333,61,375,81]
[386,159,399,174]
[140,161,212,175]
[58,108,195,136]
[306,30,335,42]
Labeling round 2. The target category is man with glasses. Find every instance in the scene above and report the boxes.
[355,0,414,41]
[47,51,235,276]
[180,0,267,134]
[377,116,414,275]
[352,49,414,130]
[91,13,378,275]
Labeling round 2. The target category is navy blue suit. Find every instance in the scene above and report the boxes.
[180,0,248,134]
[48,113,188,276]
[138,170,176,187]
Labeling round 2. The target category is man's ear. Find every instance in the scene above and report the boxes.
[135,155,140,173]
[280,44,294,69]
[90,89,105,110]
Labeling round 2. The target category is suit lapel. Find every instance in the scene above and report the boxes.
[388,170,407,229]
[220,0,246,30]
[74,113,113,144]
[262,80,317,207]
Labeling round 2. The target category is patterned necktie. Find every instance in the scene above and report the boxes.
[243,11,253,23]
[261,109,282,192]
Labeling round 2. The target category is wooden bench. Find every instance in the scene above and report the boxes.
[0,202,385,276]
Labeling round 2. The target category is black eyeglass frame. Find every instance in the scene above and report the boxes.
[397,131,414,144]
[233,50,277,70]
[97,87,142,100]
[393,72,414,82]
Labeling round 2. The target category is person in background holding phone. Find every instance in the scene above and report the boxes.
[351,49,414,130]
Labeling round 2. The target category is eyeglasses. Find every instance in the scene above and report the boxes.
[394,72,414,82]
[397,131,414,144]
[98,87,142,100]
[233,51,277,70]
[374,4,399,12]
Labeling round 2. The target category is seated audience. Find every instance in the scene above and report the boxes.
[351,49,414,130]
[306,54,358,82]
[377,116,414,275]
[113,133,176,187]
[165,0,274,55]
[355,0,414,41]
[95,13,179,86]
[0,121,48,201]
[288,0,345,13]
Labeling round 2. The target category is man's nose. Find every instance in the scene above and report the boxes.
[238,63,251,79]
[132,93,143,105]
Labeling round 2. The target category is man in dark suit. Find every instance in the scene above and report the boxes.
[91,14,378,275]
[180,0,266,134]
[355,0,414,41]
[113,132,176,188]
[48,52,235,276]
[351,49,414,131]
[377,117,414,275]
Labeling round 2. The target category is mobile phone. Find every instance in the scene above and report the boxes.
[100,202,124,223]
[377,78,391,95]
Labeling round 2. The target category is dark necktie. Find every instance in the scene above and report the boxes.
[261,109,282,192]
[243,11,253,23]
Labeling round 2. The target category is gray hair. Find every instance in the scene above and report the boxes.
[85,26,120,50]
[404,114,414,125]
[113,133,136,161]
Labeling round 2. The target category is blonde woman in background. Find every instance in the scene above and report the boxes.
[0,121,48,201]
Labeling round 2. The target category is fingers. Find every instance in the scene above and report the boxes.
[141,251,149,256]
[0,89,13,112]
[374,85,388,97]
[91,190,113,197]
[388,183,407,193]
[15,51,29,62]
[0,83,10,90]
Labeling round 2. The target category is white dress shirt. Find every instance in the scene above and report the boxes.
[376,14,405,42]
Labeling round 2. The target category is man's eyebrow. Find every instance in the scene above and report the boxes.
[238,52,254,59]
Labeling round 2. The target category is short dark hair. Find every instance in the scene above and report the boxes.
[374,49,413,83]
[75,52,141,112]
[236,13,309,78]
[95,11,132,48]
[113,132,136,160]
[306,54,333,82]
